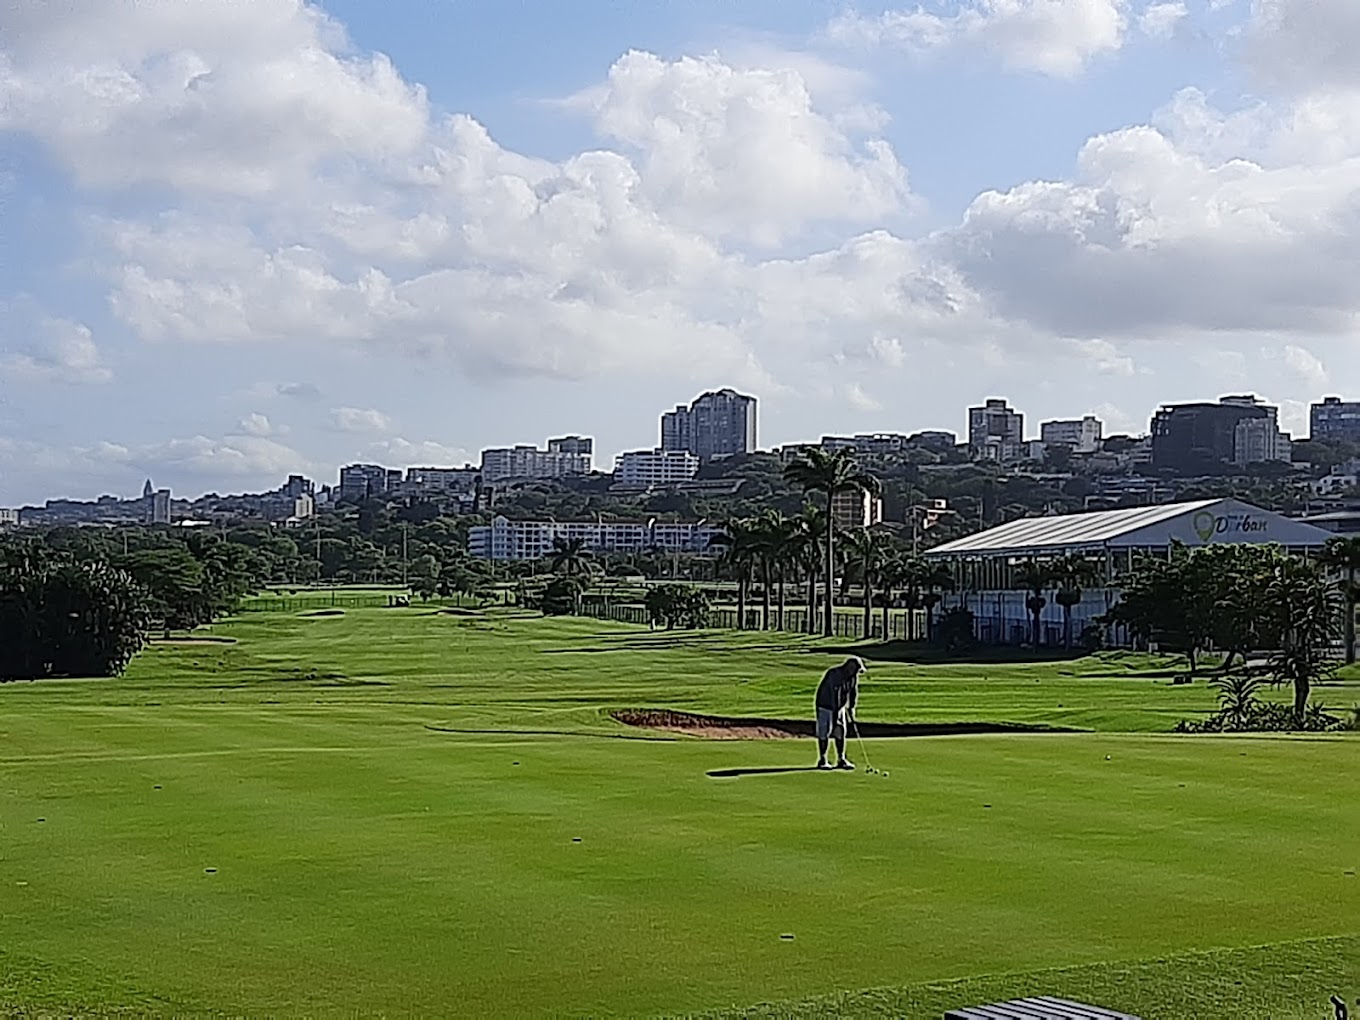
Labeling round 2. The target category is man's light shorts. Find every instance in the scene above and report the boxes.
[816,706,847,740]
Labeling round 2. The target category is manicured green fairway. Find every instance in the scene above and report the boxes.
[1,608,1356,1017]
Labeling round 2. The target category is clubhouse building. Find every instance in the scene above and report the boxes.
[923,498,1334,647]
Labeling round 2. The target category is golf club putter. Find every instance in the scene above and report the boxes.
[852,719,887,778]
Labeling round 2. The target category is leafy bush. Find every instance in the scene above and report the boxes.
[0,558,149,681]
[1176,700,1347,734]
[644,584,710,630]
[933,606,975,655]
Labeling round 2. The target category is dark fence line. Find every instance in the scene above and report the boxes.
[240,594,394,613]
[581,598,927,641]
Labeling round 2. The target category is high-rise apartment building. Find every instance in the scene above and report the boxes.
[1040,416,1103,453]
[1151,396,1291,473]
[831,489,884,530]
[282,474,314,499]
[149,489,171,525]
[660,388,757,461]
[338,464,393,502]
[967,399,1024,457]
[547,436,594,461]
[1311,397,1360,442]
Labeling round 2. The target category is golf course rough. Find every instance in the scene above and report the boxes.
[0,606,1355,1017]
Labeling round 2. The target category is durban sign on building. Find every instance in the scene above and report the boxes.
[1109,499,1333,550]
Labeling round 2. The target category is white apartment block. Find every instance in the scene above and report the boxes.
[1039,415,1103,453]
[831,489,884,530]
[480,443,591,482]
[1234,416,1292,465]
[0,508,19,527]
[468,516,725,561]
[615,449,700,486]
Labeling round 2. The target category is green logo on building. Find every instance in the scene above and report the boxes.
[1192,511,1217,542]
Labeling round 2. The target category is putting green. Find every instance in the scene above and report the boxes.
[0,608,1355,1017]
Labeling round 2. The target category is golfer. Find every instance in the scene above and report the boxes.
[815,656,865,770]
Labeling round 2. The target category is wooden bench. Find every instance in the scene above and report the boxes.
[944,996,1140,1019]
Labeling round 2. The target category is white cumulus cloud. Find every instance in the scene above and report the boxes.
[329,407,392,434]
[0,316,111,384]
[826,0,1130,79]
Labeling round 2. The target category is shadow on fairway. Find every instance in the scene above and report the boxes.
[706,766,822,778]
[819,640,1088,665]
[614,709,1082,738]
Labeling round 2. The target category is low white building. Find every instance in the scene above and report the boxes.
[468,515,724,561]
[614,449,700,486]
[924,498,1332,646]
[1040,415,1103,453]
[1313,458,1360,496]
[480,443,591,482]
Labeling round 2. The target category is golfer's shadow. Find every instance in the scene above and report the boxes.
[706,766,822,778]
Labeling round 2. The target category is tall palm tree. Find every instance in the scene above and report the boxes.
[783,448,880,637]
[548,536,596,615]
[754,510,798,631]
[897,556,953,642]
[790,505,826,634]
[549,536,592,577]
[844,527,893,641]
[1015,559,1052,649]
[1050,554,1101,650]
[711,519,759,630]
[1264,554,1342,720]
[1319,536,1360,664]
[878,552,903,641]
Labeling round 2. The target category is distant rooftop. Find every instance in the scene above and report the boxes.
[925,498,1332,558]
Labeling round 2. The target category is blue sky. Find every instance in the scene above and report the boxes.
[3,0,1360,503]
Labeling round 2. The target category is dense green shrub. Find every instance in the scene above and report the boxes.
[644,584,711,630]
[0,558,149,681]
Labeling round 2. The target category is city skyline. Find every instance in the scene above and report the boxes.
[12,386,1360,508]
[4,1,1360,504]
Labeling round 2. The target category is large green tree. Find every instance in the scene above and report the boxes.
[0,556,149,681]
[783,448,879,637]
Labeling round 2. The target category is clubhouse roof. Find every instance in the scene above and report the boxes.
[923,498,1334,561]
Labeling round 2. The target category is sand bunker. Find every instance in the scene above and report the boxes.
[611,709,1074,740]
[612,709,798,740]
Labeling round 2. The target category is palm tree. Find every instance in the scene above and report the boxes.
[1051,554,1101,650]
[548,536,596,615]
[753,511,798,631]
[549,536,592,577]
[1319,537,1360,664]
[844,527,893,641]
[897,557,953,642]
[790,505,826,634]
[711,519,759,630]
[783,448,880,637]
[747,510,794,631]
[878,552,903,641]
[1264,555,1342,720]
[1015,559,1052,648]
